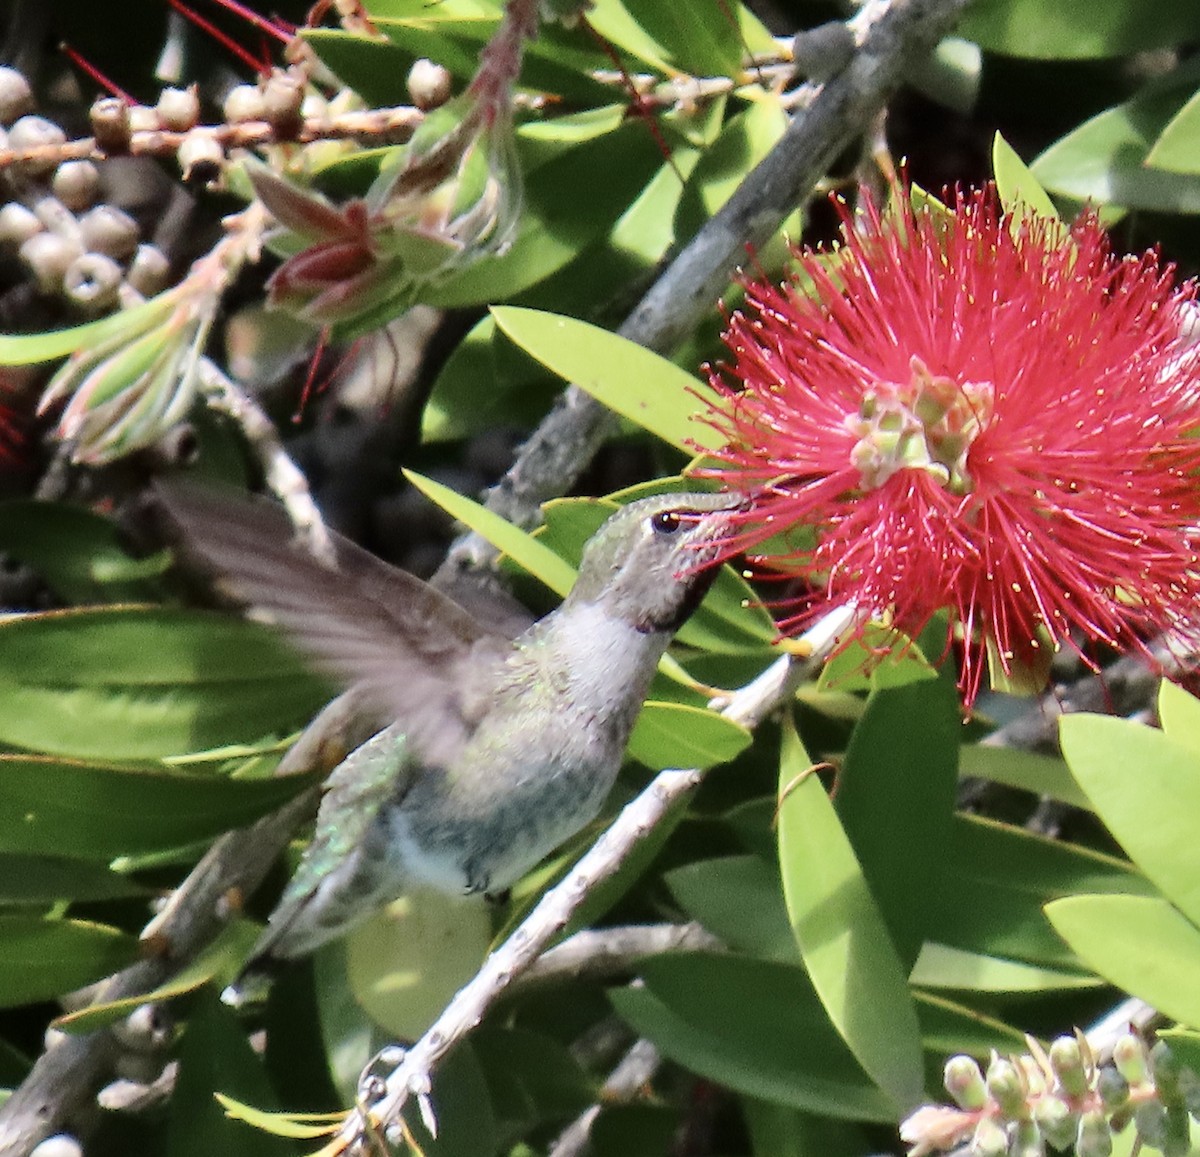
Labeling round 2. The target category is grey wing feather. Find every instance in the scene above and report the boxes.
[154,482,512,767]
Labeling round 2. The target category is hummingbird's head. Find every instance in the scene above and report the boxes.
[567,491,743,634]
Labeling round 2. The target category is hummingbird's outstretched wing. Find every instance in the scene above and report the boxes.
[248,722,413,961]
[154,483,513,768]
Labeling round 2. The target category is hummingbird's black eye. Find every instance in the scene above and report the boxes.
[651,510,682,535]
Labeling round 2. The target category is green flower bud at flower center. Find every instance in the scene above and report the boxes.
[846,355,993,494]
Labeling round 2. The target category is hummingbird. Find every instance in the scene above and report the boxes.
[157,485,739,961]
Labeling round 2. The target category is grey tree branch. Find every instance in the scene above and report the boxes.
[437,0,971,579]
[0,691,378,1157]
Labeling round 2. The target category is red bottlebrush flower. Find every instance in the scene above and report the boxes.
[698,186,1200,705]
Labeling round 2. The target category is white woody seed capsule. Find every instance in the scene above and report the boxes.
[79,204,140,260]
[178,129,224,183]
[64,252,123,311]
[156,86,201,132]
[406,58,453,110]
[52,160,101,212]
[20,231,84,292]
[126,243,171,296]
[0,67,34,124]
[223,83,265,124]
[29,1135,83,1157]
[0,202,44,247]
[8,115,66,173]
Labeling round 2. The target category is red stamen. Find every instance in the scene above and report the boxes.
[59,43,138,105]
[207,0,292,44]
[293,326,331,423]
[168,0,273,75]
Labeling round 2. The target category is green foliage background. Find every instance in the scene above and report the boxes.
[5,0,1200,1154]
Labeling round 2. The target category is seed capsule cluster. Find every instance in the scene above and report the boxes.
[902,1032,1200,1157]
[0,67,171,312]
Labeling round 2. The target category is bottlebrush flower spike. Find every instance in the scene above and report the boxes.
[697,186,1200,705]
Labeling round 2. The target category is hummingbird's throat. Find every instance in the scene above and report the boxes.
[846,355,993,495]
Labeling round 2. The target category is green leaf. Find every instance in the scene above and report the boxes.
[403,469,577,595]
[928,814,1151,968]
[491,307,722,452]
[0,607,330,761]
[0,500,167,604]
[610,952,898,1122]
[836,677,960,970]
[167,988,292,1157]
[958,0,1200,59]
[992,133,1059,220]
[675,98,790,244]
[214,1099,343,1143]
[616,0,751,74]
[0,755,317,861]
[1032,66,1200,214]
[1146,88,1200,174]
[909,943,1100,994]
[0,854,148,903]
[473,1026,594,1131]
[958,745,1088,810]
[55,921,261,1033]
[1157,1029,1200,1077]
[1157,680,1200,755]
[914,991,1026,1056]
[1045,894,1200,1028]
[776,715,925,1111]
[664,854,797,962]
[427,123,664,307]
[627,702,751,770]
[1060,712,1200,927]
[0,289,178,365]
[0,917,136,1007]
[346,888,491,1040]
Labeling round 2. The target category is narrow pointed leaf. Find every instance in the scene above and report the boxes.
[0,917,136,1007]
[776,714,925,1111]
[491,306,723,452]
[1046,894,1200,1028]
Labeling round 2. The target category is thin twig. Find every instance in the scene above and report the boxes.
[195,357,335,564]
[336,605,858,1151]
[437,0,971,579]
[548,1038,664,1157]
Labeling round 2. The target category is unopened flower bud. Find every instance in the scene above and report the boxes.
[89,97,132,154]
[20,230,83,292]
[223,83,265,124]
[0,202,43,247]
[178,129,224,183]
[1113,1032,1150,1086]
[63,252,122,311]
[0,66,33,124]
[29,1135,83,1157]
[1076,1109,1113,1157]
[1033,1094,1077,1151]
[79,204,139,260]
[1151,1041,1183,1097]
[126,243,170,296]
[52,160,101,212]
[1164,1103,1192,1156]
[985,1057,1026,1118]
[406,58,453,110]
[1135,1101,1169,1148]
[262,70,303,138]
[1049,1035,1088,1098]
[156,85,200,132]
[1009,1119,1045,1157]
[971,1116,1008,1157]
[944,1055,987,1110]
[1096,1066,1130,1110]
[8,115,66,174]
